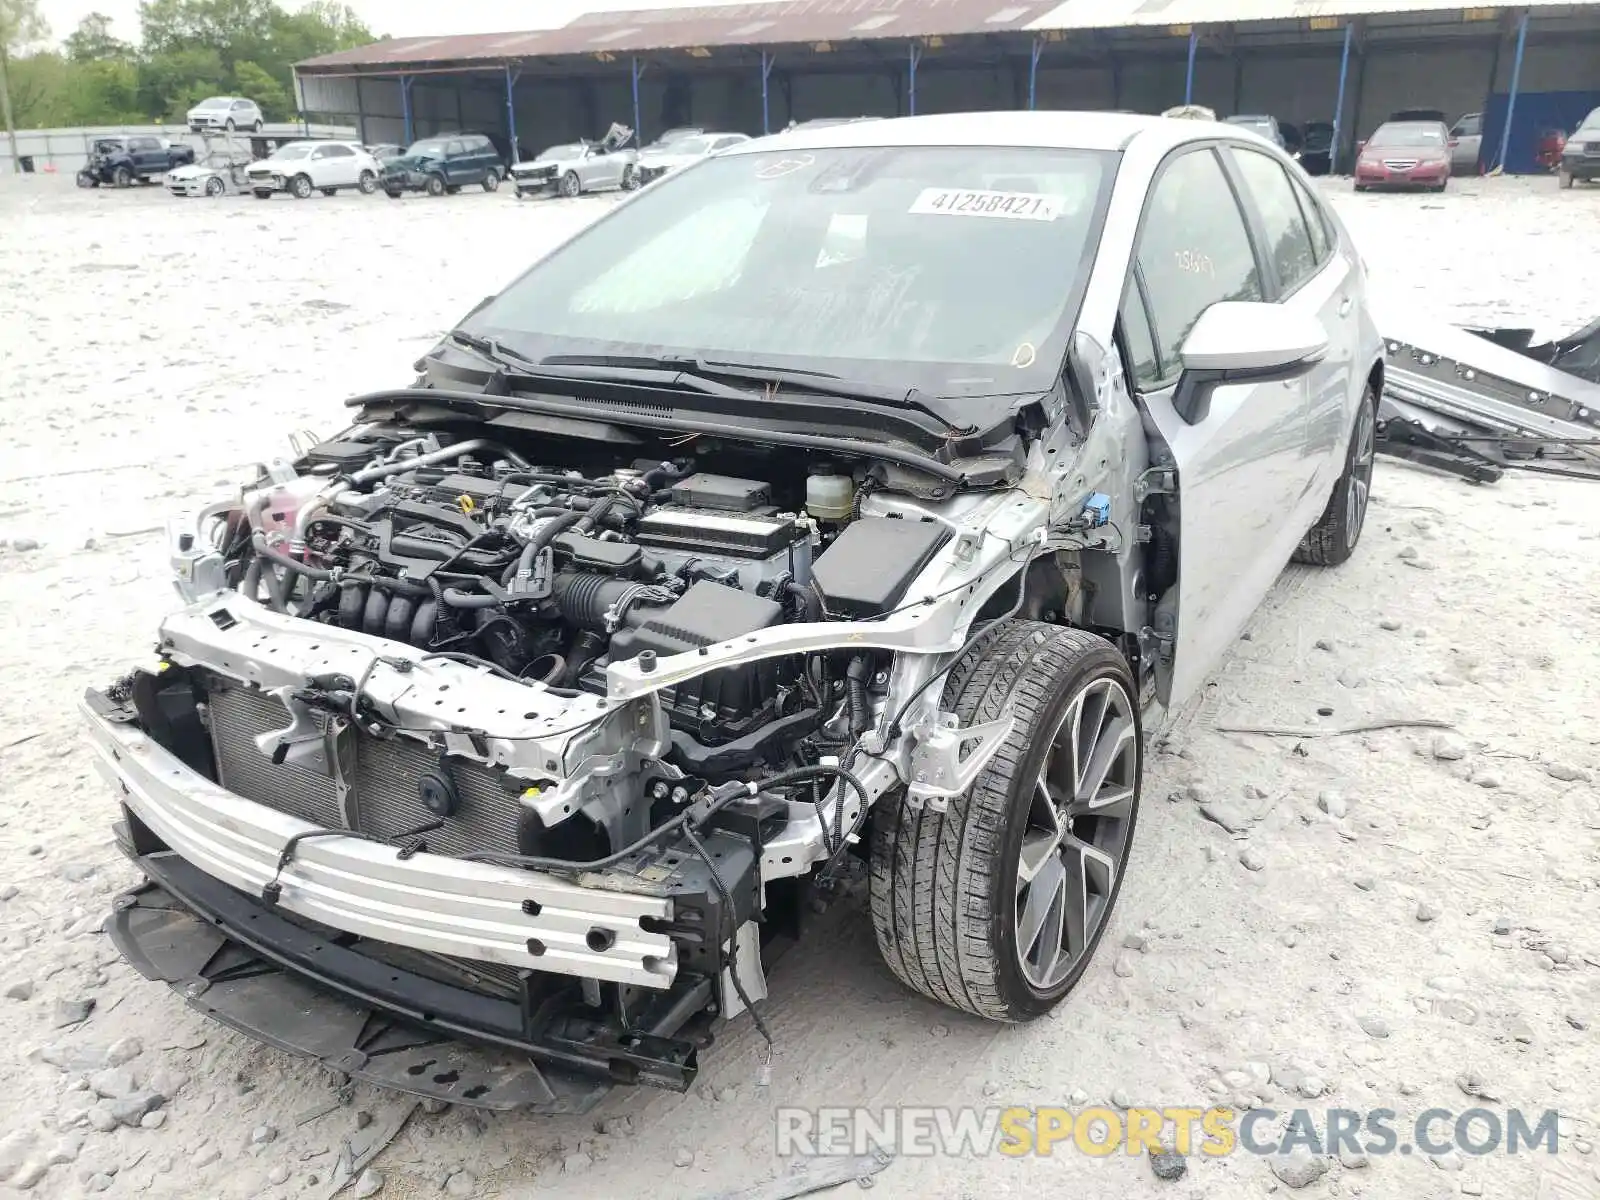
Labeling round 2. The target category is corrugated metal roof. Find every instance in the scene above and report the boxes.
[297,0,1065,71]
[297,0,1592,72]
[1027,0,1581,29]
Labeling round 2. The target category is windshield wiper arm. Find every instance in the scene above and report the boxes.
[537,353,979,436]
[444,331,542,371]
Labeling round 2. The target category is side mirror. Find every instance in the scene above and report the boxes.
[1172,301,1329,424]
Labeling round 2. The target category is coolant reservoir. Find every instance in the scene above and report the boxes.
[805,473,854,521]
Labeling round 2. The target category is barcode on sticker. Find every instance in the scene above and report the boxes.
[909,188,1062,220]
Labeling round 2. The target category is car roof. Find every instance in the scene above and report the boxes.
[723,110,1229,157]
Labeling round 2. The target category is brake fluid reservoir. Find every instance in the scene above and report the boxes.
[806,473,854,521]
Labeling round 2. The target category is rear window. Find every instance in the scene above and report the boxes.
[1369,123,1446,148]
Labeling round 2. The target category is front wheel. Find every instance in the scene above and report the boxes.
[560,171,581,198]
[289,174,313,200]
[357,170,377,194]
[424,173,446,197]
[620,164,639,191]
[870,622,1141,1022]
[225,119,236,133]
[252,120,263,133]
[205,176,225,198]
[113,166,133,188]
[1293,385,1377,566]
[481,169,500,192]
[76,171,98,189]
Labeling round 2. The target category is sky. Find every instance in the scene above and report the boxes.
[33,0,767,47]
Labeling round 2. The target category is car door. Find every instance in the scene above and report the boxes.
[443,140,468,185]
[1119,145,1319,709]
[326,143,360,186]
[1449,114,1481,172]
[1224,145,1356,503]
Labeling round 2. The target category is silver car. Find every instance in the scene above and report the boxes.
[634,131,752,185]
[187,96,263,134]
[88,111,1382,1105]
[509,123,636,199]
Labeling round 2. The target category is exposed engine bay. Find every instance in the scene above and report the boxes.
[94,409,1106,1102]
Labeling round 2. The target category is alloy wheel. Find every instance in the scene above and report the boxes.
[1013,675,1138,991]
[1345,400,1376,550]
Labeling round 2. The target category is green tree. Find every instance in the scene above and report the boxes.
[1,0,49,169]
[65,12,131,62]
[233,58,287,119]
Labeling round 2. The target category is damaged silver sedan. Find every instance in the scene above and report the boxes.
[87,112,1384,1111]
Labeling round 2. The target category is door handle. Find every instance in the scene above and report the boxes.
[1337,295,1354,319]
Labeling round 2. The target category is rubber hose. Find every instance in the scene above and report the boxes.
[786,580,822,623]
[845,655,872,736]
[440,588,500,609]
[239,559,261,602]
[251,534,335,581]
[514,510,584,582]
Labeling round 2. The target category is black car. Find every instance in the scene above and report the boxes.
[381,133,505,197]
[1558,106,1600,188]
[1299,121,1336,175]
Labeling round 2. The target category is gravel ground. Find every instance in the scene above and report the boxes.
[0,170,1596,1200]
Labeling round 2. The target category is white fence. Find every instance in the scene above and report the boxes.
[1,122,359,174]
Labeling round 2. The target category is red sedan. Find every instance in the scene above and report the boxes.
[1354,120,1452,192]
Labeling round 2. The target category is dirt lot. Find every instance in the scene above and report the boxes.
[0,170,1596,1200]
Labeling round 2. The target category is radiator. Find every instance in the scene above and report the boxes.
[205,683,527,860]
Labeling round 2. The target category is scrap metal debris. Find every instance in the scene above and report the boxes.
[701,1150,894,1200]
[319,1101,418,1199]
[1216,718,1455,738]
[1374,302,1600,484]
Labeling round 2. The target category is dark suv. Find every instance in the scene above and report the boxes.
[381,133,505,198]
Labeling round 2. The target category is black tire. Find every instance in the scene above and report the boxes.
[481,169,500,192]
[446,184,461,194]
[252,189,273,200]
[113,166,133,188]
[1558,168,1574,190]
[225,119,236,133]
[357,170,377,195]
[870,622,1142,1022]
[1293,384,1378,566]
[560,171,581,198]
[384,188,403,200]
[289,174,313,200]
[252,120,263,133]
[205,176,225,197]
[1353,182,1367,192]
[621,164,639,191]
[76,171,98,189]
[425,173,446,198]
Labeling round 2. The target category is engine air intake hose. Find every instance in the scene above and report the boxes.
[553,572,675,631]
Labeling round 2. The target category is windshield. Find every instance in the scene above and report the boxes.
[273,144,314,161]
[539,145,584,160]
[408,140,448,158]
[197,98,230,110]
[464,145,1115,398]
[663,136,712,156]
[93,139,124,153]
[1228,118,1277,138]
[1369,123,1445,148]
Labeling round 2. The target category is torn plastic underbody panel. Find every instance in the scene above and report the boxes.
[1374,305,1600,484]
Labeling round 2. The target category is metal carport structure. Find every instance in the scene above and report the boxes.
[293,0,1600,173]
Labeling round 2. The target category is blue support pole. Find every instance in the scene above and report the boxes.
[1494,9,1529,173]
[761,50,775,134]
[631,56,643,147]
[504,65,520,161]
[400,74,414,145]
[1028,37,1043,110]
[1184,30,1198,105]
[1330,22,1353,175]
[908,42,922,116]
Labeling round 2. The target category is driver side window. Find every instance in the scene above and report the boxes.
[1129,147,1263,389]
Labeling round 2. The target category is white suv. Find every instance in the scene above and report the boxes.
[246,141,381,199]
[187,97,264,133]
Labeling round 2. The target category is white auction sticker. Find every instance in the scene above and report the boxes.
[908,187,1062,221]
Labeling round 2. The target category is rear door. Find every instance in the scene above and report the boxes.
[323,143,359,186]
[1224,145,1356,504]
[1449,113,1481,171]
[1120,145,1318,709]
